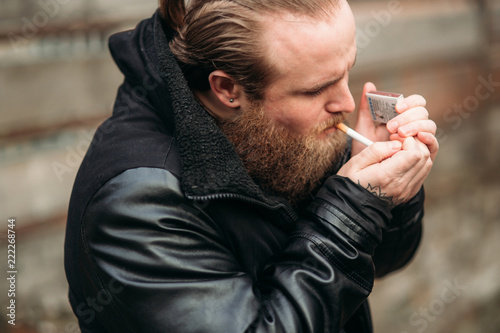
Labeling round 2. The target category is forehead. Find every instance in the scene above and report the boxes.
[260,2,356,88]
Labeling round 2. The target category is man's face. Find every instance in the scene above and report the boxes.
[221,2,357,205]
[255,1,357,138]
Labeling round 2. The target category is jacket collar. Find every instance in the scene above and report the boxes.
[151,12,288,209]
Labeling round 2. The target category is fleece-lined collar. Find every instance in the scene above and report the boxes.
[150,12,288,209]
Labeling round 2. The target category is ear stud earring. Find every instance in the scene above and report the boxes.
[229,98,234,103]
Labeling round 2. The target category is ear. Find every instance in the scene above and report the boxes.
[208,70,243,108]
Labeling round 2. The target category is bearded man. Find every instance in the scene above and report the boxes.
[64,0,438,332]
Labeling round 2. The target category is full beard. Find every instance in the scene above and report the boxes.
[220,103,347,206]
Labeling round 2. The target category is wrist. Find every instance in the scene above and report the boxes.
[308,176,394,253]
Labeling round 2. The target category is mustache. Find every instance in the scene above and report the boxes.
[313,112,346,134]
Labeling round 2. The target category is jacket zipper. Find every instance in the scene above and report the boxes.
[187,192,298,224]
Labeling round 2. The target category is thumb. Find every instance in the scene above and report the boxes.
[352,82,379,156]
[355,82,377,129]
[354,140,402,168]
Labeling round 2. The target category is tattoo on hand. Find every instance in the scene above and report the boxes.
[358,181,396,207]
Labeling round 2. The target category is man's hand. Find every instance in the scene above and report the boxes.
[387,95,439,162]
[341,82,439,206]
[352,82,439,162]
[337,137,432,207]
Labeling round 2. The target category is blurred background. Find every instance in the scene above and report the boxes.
[0,0,499,332]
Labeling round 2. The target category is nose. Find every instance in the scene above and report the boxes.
[325,80,355,114]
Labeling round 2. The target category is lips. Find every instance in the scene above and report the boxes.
[323,125,338,135]
[317,113,345,134]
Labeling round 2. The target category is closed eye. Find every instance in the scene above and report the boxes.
[304,76,342,97]
[305,86,327,97]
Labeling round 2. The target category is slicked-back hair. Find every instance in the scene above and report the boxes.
[160,0,340,101]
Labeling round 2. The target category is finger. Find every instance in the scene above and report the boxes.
[391,137,423,170]
[359,82,377,115]
[387,106,429,134]
[407,151,434,192]
[400,138,431,182]
[382,141,430,189]
[389,133,405,143]
[396,94,427,114]
[417,131,439,162]
[352,82,380,157]
[356,82,378,128]
[402,136,419,151]
[415,137,431,160]
[378,147,423,185]
[355,140,402,169]
[402,164,429,202]
[397,119,437,138]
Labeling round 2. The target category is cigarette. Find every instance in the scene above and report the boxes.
[336,123,373,146]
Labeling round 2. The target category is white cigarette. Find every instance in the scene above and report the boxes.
[336,123,373,146]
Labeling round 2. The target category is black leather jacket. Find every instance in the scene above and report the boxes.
[64,11,424,333]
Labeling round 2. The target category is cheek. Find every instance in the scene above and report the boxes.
[264,101,321,135]
[286,114,318,135]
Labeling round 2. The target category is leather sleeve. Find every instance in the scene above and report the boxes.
[311,176,424,279]
[373,188,424,277]
[79,169,403,332]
